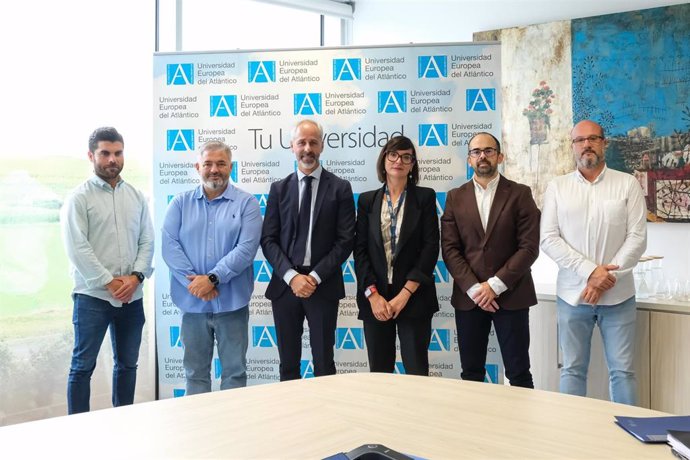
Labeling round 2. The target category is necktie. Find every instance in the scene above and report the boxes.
[293,175,313,266]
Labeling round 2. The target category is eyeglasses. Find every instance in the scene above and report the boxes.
[572,135,604,145]
[386,151,415,164]
[468,147,498,158]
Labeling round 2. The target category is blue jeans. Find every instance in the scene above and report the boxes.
[181,307,249,395]
[68,294,145,414]
[557,296,637,405]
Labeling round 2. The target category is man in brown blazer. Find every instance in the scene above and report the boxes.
[441,132,540,388]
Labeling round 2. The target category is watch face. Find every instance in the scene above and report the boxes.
[208,274,219,285]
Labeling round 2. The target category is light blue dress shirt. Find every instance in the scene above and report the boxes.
[162,184,262,313]
[60,176,154,307]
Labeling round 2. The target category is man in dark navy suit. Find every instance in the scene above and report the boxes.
[260,119,355,381]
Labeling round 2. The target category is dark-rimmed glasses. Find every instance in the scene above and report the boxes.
[572,135,604,145]
[468,147,498,158]
[386,151,415,164]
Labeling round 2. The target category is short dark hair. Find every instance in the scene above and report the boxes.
[376,135,419,185]
[88,127,124,152]
[467,131,501,154]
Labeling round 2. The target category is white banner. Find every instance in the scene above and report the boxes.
[153,42,502,398]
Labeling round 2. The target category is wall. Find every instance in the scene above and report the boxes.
[351,0,690,286]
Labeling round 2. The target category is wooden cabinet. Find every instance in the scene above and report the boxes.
[650,311,690,413]
[529,299,686,411]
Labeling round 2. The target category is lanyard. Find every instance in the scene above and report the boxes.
[384,185,406,256]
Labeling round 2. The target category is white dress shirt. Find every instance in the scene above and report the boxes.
[466,174,508,301]
[540,165,647,306]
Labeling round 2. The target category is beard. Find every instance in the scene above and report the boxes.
[577,148,603,169]
[202,174,228,190]
[474,160,497,178]
[94,163,122,182]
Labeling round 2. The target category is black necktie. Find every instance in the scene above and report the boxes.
[293,175,313,266]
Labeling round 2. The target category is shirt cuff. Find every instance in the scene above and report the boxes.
[466,283,481,302]
[310,271,322,285]
[283,269,298,286]
[487,276,508,296]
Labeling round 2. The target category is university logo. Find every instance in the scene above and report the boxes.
[214,358,222,379]
[466,88,496,111]
[435,192,446,216]
[377,91,407,113]
[467,165,475,180]
[167,194,175,204]
[341,260,356,283]
[248,60,276,83]
[394,362,406,375]
[167,63,193,85]
[210,95,237,117]
[335,327,364,350]
[167,129,194,151]
[300,360,315,379]
[253,260,273,282]
[169,326,183,348]
[230,161,238,183]
[418,55,447,79]
[434,261,450,284]
[353,193,360,211]
[294,93,322,115]
[428,328,451,352]
[419,124,448,147]
[173,388,186,398]
[253,193,269,216]
[484,364,499,384]
[252,325,278,348]
[333,58,361,81]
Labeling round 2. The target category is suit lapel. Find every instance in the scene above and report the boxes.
[312,169,331,225]
[289,173,300,230]
[482,176,509,245]
[462,181,485,238]
[394,185,418,258]
[370,187,385,256]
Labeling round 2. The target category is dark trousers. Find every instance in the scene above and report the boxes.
[271,291,339,381]
[363,315,432,376]
[454,306,533,388]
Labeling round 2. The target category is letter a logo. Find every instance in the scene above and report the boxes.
[210,95,237,117]
[248,61,276,83]
[333,58,361,81]
[418,56,447,79]
[253,260,273,282]
[419,124,448,147]
[167,63,193,85]
[294,93,322,115]
[166,129,194,151]
[377,91,407,113]
[252,326,278,348]
[466,88,496,111]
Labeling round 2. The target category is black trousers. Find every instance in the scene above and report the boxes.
[454,306,533,388]
[271,290,339,381]
[362,315,432,376]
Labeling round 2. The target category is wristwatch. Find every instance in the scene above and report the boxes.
[208,273,219,287]
[364,284,378,298]
[131,271,145,284]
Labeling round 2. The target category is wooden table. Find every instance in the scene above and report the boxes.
[0,373,672,458]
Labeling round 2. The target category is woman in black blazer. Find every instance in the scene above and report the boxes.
[354,135,440,375]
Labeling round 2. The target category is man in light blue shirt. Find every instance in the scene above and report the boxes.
[162,141,261,394]
[60,127,154,414]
